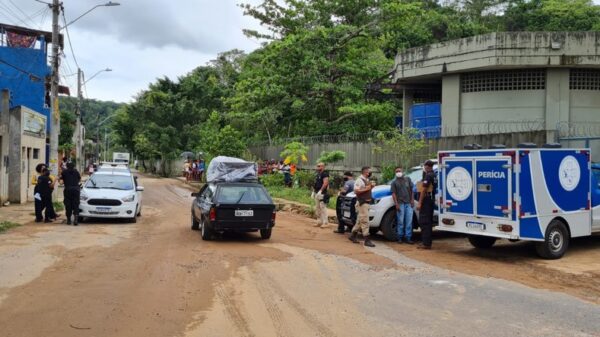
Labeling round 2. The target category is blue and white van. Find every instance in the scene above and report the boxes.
[437,148,600,259]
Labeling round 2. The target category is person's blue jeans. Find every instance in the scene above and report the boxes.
[396,203,413,240]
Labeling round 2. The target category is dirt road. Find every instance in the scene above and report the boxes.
[0,175,598,337]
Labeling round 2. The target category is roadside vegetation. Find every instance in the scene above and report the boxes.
[53,202,65,212]
[0,221,20,233]
[102,0,600,168]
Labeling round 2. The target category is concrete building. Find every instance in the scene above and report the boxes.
[392,32,600,156]
[8,106,47,203]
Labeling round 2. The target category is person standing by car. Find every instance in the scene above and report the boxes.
[391,166,415,244]
[36,168,54,223]
[312,162,330,227]
[417,160,437,249]
[349,167,375,247]
[59,162,81,226]
[334,171,355,234]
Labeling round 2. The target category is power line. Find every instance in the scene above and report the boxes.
[6,0,37,26]
[61,9,79,69]
[0,58,41,81]
[0,1,31,27]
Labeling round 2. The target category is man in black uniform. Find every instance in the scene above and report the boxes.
[417,160,436,249]
[60,162,81,225]
[36,168,53,223]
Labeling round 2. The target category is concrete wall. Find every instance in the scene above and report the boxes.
[0,90,9,204]
[394,32,600,82]
[570,91,600,123]
[461,90,545,124]
[8,106,46,203]
[249,131,547,173]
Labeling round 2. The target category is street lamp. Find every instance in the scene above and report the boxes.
[95,114,117,163]
[84,68,112,85]
[61,2,121,29]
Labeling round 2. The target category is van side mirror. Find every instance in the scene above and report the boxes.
[136,186,145,192]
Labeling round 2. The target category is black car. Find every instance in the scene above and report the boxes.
[191,182,276,240]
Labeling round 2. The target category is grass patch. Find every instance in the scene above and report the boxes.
[53,201,64,212]
[0,221,20,233]
[266,186,337,210]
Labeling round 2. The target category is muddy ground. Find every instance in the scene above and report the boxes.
[0,175,598,337]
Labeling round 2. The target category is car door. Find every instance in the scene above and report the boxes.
[197,185,214,221]
[193,185,207,220]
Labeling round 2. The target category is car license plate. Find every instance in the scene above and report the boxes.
[466,221,486,231]
[235,210,253,217]
[96,207,112,213]
[343,211,351,219]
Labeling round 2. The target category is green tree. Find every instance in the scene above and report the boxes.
[280,141,309,165]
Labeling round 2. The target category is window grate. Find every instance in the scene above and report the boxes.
[570,69,600,90]
[461,69,546,93]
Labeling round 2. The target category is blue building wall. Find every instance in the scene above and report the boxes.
[0,39,51,133]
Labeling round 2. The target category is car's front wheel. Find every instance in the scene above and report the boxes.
[128,206,138,223]
[380,210,398,241]
[260,228,272,239]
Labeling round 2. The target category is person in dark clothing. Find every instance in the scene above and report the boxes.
[417,160,437,249]
[33,163,46,222]
[60,162,81,225]
[36,168,54,223]
[334,171,355,234]
[312,162,330,227]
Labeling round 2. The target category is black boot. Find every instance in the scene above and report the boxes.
[364,237,375,247]
[66,216,72,225]
[73,216,78,226]
[348,231,359,244]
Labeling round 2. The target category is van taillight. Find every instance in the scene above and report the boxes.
[498,224,513,232]
[271,211,276,222]
[209,207,216,221]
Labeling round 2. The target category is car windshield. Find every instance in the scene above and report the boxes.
[406,168,424,183]
[216,185,271,204]
[86,174,134,190]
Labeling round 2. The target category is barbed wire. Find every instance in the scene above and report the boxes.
[556,121,600,138]
[248,120,548,146]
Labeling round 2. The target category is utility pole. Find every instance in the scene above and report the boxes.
[49,0,61,197]
[75,68,84,172]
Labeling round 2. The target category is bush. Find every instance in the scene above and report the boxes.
[260,173,285,187]
[295,170,315,189]
[53,201,65,212]
[0,221,20,233]
[380,163,396,183]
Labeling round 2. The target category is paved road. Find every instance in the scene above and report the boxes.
[0,175,598,337]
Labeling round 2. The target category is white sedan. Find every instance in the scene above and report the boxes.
[79,171,144,223]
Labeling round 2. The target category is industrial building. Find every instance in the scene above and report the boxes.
[392,31,600,157]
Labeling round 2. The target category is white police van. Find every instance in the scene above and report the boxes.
[437,147,600,259]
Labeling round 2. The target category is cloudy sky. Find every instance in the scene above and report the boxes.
[7,0,262,103]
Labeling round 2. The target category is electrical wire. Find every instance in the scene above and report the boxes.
[0,1,31,28]
[61,9,80,70]
[6,0,37,26]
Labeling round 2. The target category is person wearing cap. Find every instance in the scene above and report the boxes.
[59,162,81,225]
[334,171,355,234]
[349,166,376,247]
[417,160,437,249]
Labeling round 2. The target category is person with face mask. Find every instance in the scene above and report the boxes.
[312,162,330,227]
[349,166,375,247]
[334,171,355,234]
[391,166,415,244]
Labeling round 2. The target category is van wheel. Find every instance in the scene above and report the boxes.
[191,214,199,230]
[201,218,213,241]
[468,235,497,249]
[380,210,398,241]
[260,228,272,239]
[536,220,569,259]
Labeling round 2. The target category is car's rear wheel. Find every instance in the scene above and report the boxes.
[468,235,497,249]
[191,213,199,230]
[201,218,213,240]
[380,210,398,241]
[536,220,569,259]
[260,228,272,239]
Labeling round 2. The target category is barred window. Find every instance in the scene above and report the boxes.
[570,69,600,90]
[461,69,546,93]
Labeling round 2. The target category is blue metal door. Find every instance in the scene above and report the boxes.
[475,159,512,219]
[443,159,474,215]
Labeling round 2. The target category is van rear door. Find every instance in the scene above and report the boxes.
[474,158,512,220]
[442,159,474,215]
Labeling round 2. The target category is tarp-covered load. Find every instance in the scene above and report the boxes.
[206,156,257,183]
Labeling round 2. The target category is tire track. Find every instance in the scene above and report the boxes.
[254,266,336,337]
[215,284,255,337]
[250,269,290,337]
